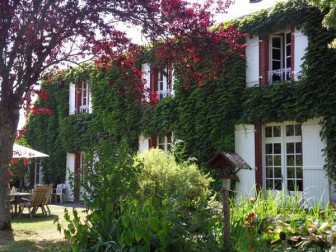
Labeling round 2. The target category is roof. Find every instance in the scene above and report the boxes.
[206,151,252,171]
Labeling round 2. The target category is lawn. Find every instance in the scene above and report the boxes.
[0,204,87,252]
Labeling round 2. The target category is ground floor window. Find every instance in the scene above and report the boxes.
[34,158,42,185]
[263,123,302,192]
[158,132,173,152]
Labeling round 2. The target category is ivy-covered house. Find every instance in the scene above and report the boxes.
[235,29,328,203]
[137,2,336,206]
[25,1,336,205]
[66,80,93,202]
[232,2,336,205]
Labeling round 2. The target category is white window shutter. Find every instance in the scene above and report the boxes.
[294,29,308,81]
[69,82,76,115]
[88,84,93,114]
[235,124,256,198]
[65,153,75,202]
[301,118,329,206]
[246,36,260,87]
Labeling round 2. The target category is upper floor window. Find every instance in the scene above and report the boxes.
[69,81,91,115]
[150,65,173,102]
[77,81,90,114]
[246,29,308,87]
[268,32,292,84]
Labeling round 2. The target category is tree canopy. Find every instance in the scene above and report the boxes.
[310,0,336,48]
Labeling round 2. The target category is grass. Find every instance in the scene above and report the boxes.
[0,204,87,252]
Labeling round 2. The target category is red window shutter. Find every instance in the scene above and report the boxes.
[150,67,158,98]
[74,152,81,203]
[254,124,262,190]
[75,84,82,114]
[148,138,157,149]
[259,35,269,86]
[168,64,173,90]
[291,28,295,77]
[75,153,81,174]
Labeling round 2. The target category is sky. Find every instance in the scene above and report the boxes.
[224,0,284,21]
[17,0,284,130]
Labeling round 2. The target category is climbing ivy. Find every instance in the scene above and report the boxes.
[25,80,69,184]
[25,0,336,181]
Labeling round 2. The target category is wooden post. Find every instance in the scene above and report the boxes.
[222,179,231,252]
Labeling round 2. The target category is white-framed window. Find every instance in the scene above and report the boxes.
[268,31,292,84]
[79,81,90,113]
[34,158,42,185]
[155,66,173,100]
[157,133,173,152]
[263,123,302,193]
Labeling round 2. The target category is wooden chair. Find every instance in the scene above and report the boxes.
[41,184,53,215]
[19,186,47,218]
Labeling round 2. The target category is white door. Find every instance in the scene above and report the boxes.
[263,123,303,194]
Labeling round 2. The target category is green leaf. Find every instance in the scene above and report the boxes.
[148,217,159,232]
[121,215,132,228]
[134,227,144,242]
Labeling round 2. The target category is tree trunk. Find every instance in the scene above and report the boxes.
[0,102,20,230]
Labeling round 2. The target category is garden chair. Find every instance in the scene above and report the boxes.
[41,184,53,215]
[18,186,47,218]
[52,184,66,204]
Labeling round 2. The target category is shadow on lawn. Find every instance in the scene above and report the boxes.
[0,231,68,252]
[11,214,58,224]
[0,229,35,252]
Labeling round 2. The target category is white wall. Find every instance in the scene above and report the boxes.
[65,153,75,202]
[235,124,256,198]
[301,118,329,206]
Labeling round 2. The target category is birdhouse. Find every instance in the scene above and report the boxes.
[206,152,252,252]
[206,151,252,189]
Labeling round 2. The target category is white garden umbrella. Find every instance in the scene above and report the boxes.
[12,143,49,158]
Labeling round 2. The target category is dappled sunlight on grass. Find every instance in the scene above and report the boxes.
[0,204,87,251]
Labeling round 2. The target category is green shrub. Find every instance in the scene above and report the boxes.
[58,148,223,251]
[134,149,222,251]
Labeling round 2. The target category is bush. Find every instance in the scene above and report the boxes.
[58,148,223,251]
[134,149,222,251]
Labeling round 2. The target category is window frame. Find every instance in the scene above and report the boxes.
[268,31,292,84]
[262,122,303,194]
[157,133,173,152]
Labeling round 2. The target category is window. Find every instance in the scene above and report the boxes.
[79,81,90,113]
[34,158,42,185]
[150,65,173,102]
[149,132,173,151]
[80,81,89,113]
[263,123,302,192]
[75,81,90,114]
[158,133,172,152]
[268,32,292,84]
